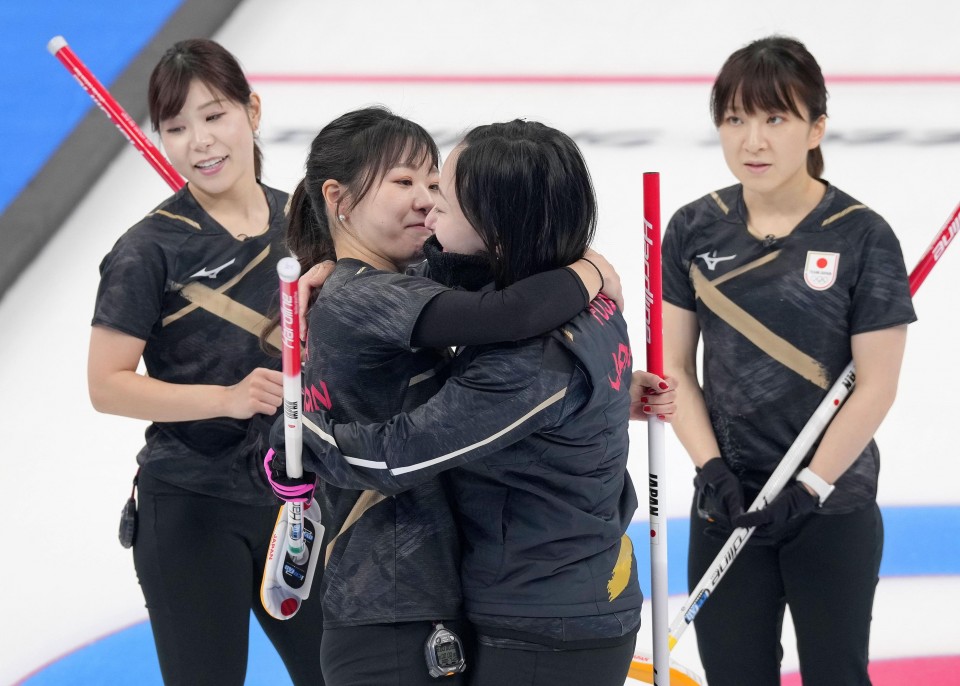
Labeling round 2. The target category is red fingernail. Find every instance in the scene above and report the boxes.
[658,381,669,390]
[658,414,666,420]
[640,396,648,403]
[643,405,652,413]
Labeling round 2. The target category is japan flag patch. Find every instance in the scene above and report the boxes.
[804,251,840,290]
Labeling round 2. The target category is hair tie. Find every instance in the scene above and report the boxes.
[581,257,604,292]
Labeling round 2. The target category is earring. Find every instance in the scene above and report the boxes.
[338,214,346,222]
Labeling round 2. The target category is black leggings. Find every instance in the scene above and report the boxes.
[319,620,471,686]
[688,500,883,686]
[467,633,637,686]
[133,471,325,685]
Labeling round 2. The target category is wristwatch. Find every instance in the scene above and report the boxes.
[795,467,835,506]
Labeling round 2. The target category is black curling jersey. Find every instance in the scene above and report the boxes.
[292,294,642,646]
[294,258,460,628]
[276,257,608,629]
[662,183,916,514]
[92,184,287,505]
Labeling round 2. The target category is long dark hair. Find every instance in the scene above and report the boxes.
[148,39,263,179]
[711,36,828,178]
[286,106,439,271]
[454,120,596,288]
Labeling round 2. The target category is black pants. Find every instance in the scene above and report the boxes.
[133,471,325,685]
[467,633,637,686]
[320,620,471,686]
[688,500,883,686]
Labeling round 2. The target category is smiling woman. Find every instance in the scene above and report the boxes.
[85,38,326,686]
[149,39,267,239]
[157,82,260,194]
[325,157,440,270]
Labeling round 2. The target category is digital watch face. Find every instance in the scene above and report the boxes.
[425,624,466,677]
[435,639,462,667]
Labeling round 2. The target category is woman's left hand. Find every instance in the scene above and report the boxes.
[733,482,818,544]
[630,371,677,421]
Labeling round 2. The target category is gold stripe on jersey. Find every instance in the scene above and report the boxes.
[710,191,730,215]
[163,244,272,327]
[691,265,830,389]
[324,490,388,567]
[149,209,202,231]
[607,534,634,601]
[173,281,282,348]
[821,204,867,227]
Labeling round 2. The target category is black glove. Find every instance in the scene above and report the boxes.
[263,449,318,504]
[733,482,818,545]
[694,458,745,536]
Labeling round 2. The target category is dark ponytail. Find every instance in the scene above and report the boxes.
[285,179,335,272]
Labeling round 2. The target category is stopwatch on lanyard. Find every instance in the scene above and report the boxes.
[424,622,466,678]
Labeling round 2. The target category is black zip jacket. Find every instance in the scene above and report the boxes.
[288,295,643,641]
